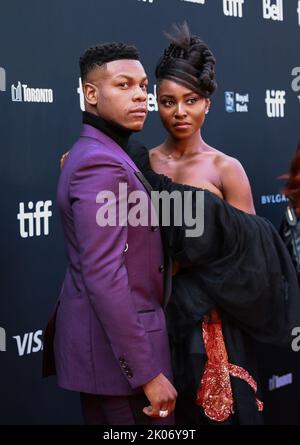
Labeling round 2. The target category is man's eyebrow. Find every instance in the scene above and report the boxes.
[113,74,148,82]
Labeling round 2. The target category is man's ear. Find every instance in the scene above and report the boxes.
[83,82,98,106]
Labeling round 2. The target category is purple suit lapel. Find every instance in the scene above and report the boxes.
[80,124,139,173]
[80,124,153,196]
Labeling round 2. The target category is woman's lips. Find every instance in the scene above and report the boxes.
[174,122,191,129]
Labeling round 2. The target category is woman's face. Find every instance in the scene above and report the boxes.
[157,79,210,140]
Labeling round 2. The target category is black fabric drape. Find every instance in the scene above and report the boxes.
[127,141,300,424]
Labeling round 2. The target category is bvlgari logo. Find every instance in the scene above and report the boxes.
[261,194,287,205]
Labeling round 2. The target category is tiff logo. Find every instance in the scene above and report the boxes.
[298,1,300,26]
[0,327,6,351]
[13,330,43,356]
[265,90,286,118]
[262,0,283,21]
[17,200,52,238]
[0,67,6,92]
[223,0,244,18]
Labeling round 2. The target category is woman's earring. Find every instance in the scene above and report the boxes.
[205,109,210,115]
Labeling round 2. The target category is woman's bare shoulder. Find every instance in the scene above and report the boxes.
[207,145,244,172]
[216,152,246,176]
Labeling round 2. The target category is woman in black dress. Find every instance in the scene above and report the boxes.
[129,23,299,425]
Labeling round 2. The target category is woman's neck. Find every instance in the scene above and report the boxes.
[163,131,207,156]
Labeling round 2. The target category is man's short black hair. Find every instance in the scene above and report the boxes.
[79,42,140,81]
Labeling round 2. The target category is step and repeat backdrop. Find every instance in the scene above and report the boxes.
[0,0,300,425]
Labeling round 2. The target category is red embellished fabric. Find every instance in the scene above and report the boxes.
[196,308,263,422]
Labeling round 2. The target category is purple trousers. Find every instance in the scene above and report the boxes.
[80,393,175,426]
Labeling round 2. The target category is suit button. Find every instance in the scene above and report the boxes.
[124,243,128,253]
[151,226,159,232]
[159,265,165,273]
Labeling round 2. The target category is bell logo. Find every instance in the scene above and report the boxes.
[0,67,6,92]
[148,84,158,112]
[17,200,52,238]
[0,327,6,352]
[223,0,244,18]
[262,0,283,21]
[13,330,43,356]
[265,90,286,118]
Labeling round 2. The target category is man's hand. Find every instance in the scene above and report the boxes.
[60,151,70,169]
[142,373,177,418]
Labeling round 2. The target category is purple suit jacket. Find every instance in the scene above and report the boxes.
[43,124,173,395]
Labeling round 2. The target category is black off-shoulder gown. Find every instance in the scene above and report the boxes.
[127,141,300,425]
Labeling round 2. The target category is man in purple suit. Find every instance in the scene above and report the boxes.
[43,43,176,425]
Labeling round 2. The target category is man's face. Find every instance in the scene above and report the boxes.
[83,59,148,131]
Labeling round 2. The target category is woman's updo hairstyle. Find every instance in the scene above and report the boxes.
[155,22,217,98]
